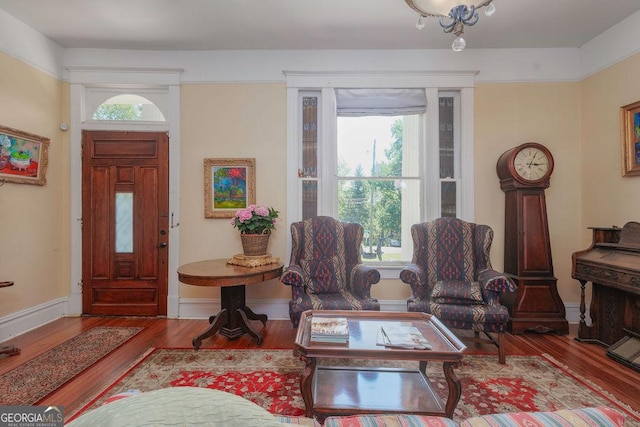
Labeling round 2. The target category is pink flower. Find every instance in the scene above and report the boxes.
[255,206,269,217]
[237,209,253,222]
[231,205,279,234]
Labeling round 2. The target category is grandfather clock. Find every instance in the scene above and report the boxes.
[496,142,569,335]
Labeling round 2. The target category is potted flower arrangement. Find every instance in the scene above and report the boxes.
[231,205,279,256]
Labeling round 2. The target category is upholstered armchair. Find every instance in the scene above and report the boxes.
[280,216,381,327]
[400,217,516,364]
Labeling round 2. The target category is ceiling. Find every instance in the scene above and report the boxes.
[1,0,640,51]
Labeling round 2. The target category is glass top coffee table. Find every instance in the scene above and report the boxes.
[294,310,466,422]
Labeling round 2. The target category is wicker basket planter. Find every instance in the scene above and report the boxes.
[240,233,270,256]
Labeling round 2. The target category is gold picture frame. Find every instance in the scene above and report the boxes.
[204,158,256,218]
[621,100,640,177]
[0,125,50,186]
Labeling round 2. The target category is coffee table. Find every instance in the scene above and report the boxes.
[294,310,466,421]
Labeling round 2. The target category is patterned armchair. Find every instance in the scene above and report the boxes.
[399,217,516,364]
[280,216,381,327]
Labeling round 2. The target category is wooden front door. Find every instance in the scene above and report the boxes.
[82,131,169,316]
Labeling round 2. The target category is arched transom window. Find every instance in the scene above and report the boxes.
[92,94,166,122]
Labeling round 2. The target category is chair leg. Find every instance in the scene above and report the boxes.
[498,332,506,364]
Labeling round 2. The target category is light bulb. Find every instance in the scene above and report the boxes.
[415,15,425,30]
[485,2,496,16]
[452,37,466,51]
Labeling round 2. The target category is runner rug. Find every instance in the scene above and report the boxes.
[0,327,143,406]
[74,348,640,425]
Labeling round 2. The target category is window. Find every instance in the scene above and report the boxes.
[92,94,165,121]
[286,72,475,274]
[335,88,425,263]
[82,86,170,124]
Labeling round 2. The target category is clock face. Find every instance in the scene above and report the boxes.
[513,147,550,181]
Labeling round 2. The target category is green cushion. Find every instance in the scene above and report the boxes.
[67,387,283,427]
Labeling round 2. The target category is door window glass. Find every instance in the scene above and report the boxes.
[115,192,134,253]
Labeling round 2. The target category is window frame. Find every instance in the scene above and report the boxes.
[84,86,170,126]
[285,71,477,277]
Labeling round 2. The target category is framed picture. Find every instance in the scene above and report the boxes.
[204,158,256,218]
[0,125,50,186]
[621,100,640,177]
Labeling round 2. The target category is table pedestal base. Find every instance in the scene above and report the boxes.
[0,345,20,357]
[0,282,19,357]
[192,285,267,349]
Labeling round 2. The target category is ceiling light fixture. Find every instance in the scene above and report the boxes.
[405,0,496,51]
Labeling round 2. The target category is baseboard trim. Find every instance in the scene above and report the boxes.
[178,300,583,322]
[0,297,67,342]
[0,298,584,342]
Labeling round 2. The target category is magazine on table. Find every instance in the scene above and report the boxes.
[377,325,432,350]
[310,316,349,342]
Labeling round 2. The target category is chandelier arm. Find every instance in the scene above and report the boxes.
[461,4,476,19]
[449,5,479,26]
[461,11,479,26]
[439,17,457,33]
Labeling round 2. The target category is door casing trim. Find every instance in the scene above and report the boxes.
[68,71,181,318]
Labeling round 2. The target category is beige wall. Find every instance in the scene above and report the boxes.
[178,83,289,300]
[475,82,583,305]
[177,80,587,306]
[2,49,639,319]
[581,54,640,237]
[0,52,69,317]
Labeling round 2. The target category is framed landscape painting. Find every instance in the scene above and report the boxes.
[0,125,50,186]
[204,158,256,218]
[621,100,640,176]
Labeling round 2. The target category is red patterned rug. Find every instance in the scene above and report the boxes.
[0,327,143,406]
[74,349,640,425]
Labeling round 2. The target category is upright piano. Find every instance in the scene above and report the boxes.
[572,222,640,371]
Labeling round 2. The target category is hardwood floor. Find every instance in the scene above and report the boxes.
[1,317,639,418]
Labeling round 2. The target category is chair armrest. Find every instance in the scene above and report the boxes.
[280,265,304,287]
[478,268,517,305]
[478,269,517,293]
[399,264,429,300]
[350,264,380,298]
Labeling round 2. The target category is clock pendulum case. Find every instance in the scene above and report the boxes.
[496,142,569,334]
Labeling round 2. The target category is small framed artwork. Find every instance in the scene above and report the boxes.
[0,125,50,186]
[621,100,640,177]
[204,158,256,218]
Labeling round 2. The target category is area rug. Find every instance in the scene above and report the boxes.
[74,348,640,425]
[0,326,144,406]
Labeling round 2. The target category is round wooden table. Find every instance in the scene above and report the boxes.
[177,259,283,348]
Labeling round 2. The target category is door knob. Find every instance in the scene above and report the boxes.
[158,242,167,248]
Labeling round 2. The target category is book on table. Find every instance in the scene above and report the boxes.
[311,317,349,343]
[378,325,432,349]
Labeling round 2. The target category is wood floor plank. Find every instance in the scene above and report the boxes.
[1,317,638,417]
